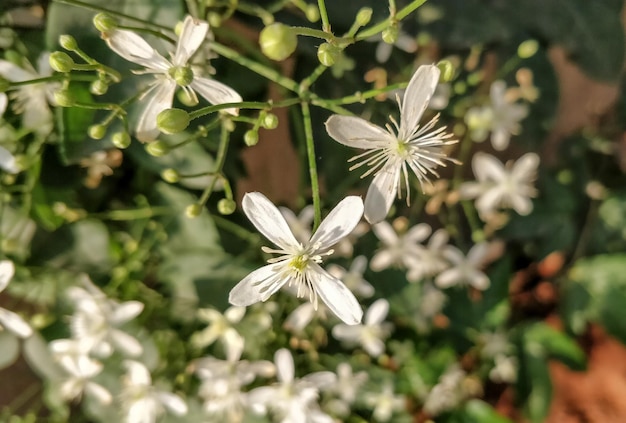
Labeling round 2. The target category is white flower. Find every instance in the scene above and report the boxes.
[122,360,188,423]
[248,348,335,423]
[0,53,57,135]
[489,354,518,383]
[435,243,490,290]
[284,302,326,334]
[103,15,242,142]
[370,220,430,272]
[67,276,144,357]
[373,31,417,63]
[465,80,528,151]
[413,282,447,333]
[422,365,467,416]
[363,381,405,422]
[325,65,457,223]
[459,152,539,218]
[325,363,368,416]
[327,255,374,298]
[229,192,364,325]
[406,228,450,282]
[332,299,392,357]
[0,260,32,338]
[190,306,245,356]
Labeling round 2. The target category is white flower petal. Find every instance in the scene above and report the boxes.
[157,391,188,415]
[124,360,151,386]
[364,165,400,224]
[467,243,489,265]
[472,153,505,182]
[110,329,143,357]
[242,192,300,250]
[435,268,461,288]
[174,16,208,65]
[0,60,34,82]
[0,146,18,173]
[0,260,15,292]
[363,337,385,357]
[510,194,533,215]
[190,77,242,116]
[475,187,503,216]
[511,152,539,181]
[85,382,113,405]
[470,271,490,290]
[274,348,294,383]
[491,128,510,151]
[406,223,431,243]
[331,323,361,341]
[458,181,484,199]
[0,308,33,338]
[110,301,144,325]
[310,264,362,325]
[370,250,395,271]
[136,80,176,142]
[0,92,7,115]
[310,196,364,251]
[104,29,169,71]
[325,115,390,149]
[365,299,389,326]
[229,264,287,306]
[303,370,336,388]
[372,221,398,246]
[0,331,19,370]
[400,65,440,139]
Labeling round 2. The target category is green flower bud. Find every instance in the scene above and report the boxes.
[436,60,455,83]
[170,65,194,87]
[88,124,107,140]
[93,13,117,33]
[59,35,78,51]
[49,52,75,73]
[146,141,169,157]
[112,132,131,149]
[157,108,190,135]
[54,89,75,107]
[185,204,202,218]
[305,5,320,22]
[217,198,237,215]
[0,78,10,93]
[223,119,235,132]
[90,79,108,95]
[518,39,539,59]
[260,23,297,61]
[261,113,279,129]
[382,24,399,44]
[244,130,258,146]
[177,89,197,107]
[207,12,222,28]
[161,168,180,183]
[355,7,373,26]
[317,43,340,67]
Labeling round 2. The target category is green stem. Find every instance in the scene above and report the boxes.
[212,214,257,243]
[300,101,321,231]
[320,81,408,105]
[356,0,427,40]
[189,98,300,120]
[317,0,331,32]
[197,122,230,206]
[300,63,328,91]
[89,206,172,220]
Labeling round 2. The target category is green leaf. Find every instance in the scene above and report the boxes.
[463,399,513,423]
[519,349,552,423]
[599,284,626,344]
[523,322,586,370]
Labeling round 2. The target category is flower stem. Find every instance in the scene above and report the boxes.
[356,0,427,40]
[317,0,331,32]
[188,98,301,121]
[197,121,230,207]
[300,101,321,231]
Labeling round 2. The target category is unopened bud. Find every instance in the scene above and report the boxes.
[54,89,75,107]
[262,113,279,129]
[90,79,108,95]
[185,204,202,218]
[317,43,340,67]
[355,7,373,26]
[161,168,180,183]
[145,141,169,157]
[259,23,297,61]
[112,132,131,149]
[437,60,455,82]
[244,130,258,146]
[88,124,107,140]
[93,13,117,33]
[50,52,74,73]
[305,5,320,22]
[157,108,190,134]
[382,24,399,44]
[171,66,194,87]
[518,39,539,59]
[217,198,236,215]
[59,35,78,51]
[207,12,222,28]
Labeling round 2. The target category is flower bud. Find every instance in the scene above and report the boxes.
[54,89,75,107]
[93,13,117,33]
[59,35,78,51]
[244,130,258,146]
[112,132,131,149]
[90,79,108,95]
[145,141,169,157]
[259,23,297,61]
[88,124,107,140]
[436,60,455,82]
[305,5,320,22]
[157,108,190,134]
[355,7,373,26]
[50,52,75,73]
[317,43,340,67]
[161,168,180,183]
[185,204,202,218]
[382,24,399,44]
[171,66,194,87]
[207,12,222,28]
[518,39,539,59]
[217,198,236,215]
[261,113,279,129]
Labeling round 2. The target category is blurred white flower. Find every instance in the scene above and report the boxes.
[413,282,447,333]
[229,192,364,325]
[103,15,242,142]
[465,80,528,151]
[332,299,393,357]
[406,228,450,282]
[0,260,32,338]
[0,53,57,135]
[373,31,417,63]
[121,360,188,423]
[363,381,405,422]
[325,363,368,416]
[325,65,457,223]
[459,152,539,218]
[67,276,144,358]
[248,348,335,423]
[370,220,430,272]
[0,94,19,174]
[423,364,466,416]
[327,255,374,298]
[489,354,518,383]
[435,243,491,290]
[190,306,245,356]
[478,332,518,384]
[284,302,326,334]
